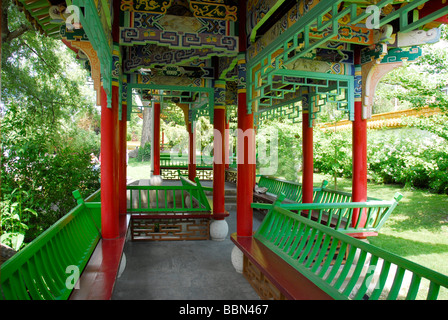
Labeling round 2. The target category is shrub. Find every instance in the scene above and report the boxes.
[1,104,100,242]
[136,142,152,162]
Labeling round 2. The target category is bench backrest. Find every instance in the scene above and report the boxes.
[258,175,333,203]
[127,177,211,213]
[0,191,101,300]
[252,192,401,236]
[258,175,377,204]
[255,205,448,300]
[159,153,213,168]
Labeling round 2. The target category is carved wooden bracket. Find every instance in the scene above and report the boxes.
[69,40,102,106]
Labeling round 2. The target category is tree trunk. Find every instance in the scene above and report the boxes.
[140,103,152,148]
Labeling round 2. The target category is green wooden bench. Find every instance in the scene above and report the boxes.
[159,153,213,180]
[254,175,329,205]
[252,193,402,238]
[0,190,102,300]
[254,175,398,237]
[127,177,214,240]
[232,202,448,300]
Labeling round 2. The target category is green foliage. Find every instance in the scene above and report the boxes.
[137,143,152,162]
[0,7,100,246]
[257,118,302,181]
[312,128,448,194]
[1,104,100,241]
[377,38,448,113]
[0,189,38,251]
[314,129,352,185]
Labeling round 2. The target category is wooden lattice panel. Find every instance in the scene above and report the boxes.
[243,256,286,300]
[161,168,213,180]
[161,168,188,180]
[131,218,210,241]
[196,169,213,180]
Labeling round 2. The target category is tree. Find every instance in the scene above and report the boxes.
[1,2,100,247]
[377,25,448,113]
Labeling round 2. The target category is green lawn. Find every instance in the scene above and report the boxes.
[127,158,152,180]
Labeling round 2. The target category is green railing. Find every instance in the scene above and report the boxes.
[0,191,101,300]
[127,179,212,214]
[253,191,402,236]
[257,175,380,204]
[160,153,213,168]
[255,204,448,300]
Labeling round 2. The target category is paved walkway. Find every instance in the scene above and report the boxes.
[111,180,263,300]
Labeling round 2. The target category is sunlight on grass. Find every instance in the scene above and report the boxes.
[127,158,152,180]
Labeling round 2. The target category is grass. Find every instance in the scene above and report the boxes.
[127,160,448,297]
[127,158,152,180]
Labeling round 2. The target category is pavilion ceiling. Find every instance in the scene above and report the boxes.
[12,0,448,124]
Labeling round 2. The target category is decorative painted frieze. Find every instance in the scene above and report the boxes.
[123,43,226,72]
[120,27,238,53]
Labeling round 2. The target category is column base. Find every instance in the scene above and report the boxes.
[210,219,228,241]
[231,245,244,273]
[150,175,163,186]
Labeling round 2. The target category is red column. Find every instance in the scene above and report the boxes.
[188,122,196,181]
[236,91,255,236]
[236,0,254,237]
[153,102,161,176]
[302,97,314,204]
[225,120,230,170]
[100,87,119,239]
[352,48,368,229]
[213,106,226,220]
[119,103,127,214]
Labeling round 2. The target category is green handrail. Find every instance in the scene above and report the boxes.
[0,191,101,300]
[257,175,380,204]
[127,181,212,213]
[252,191,402,235]
[255,204,448,300]
[258,175,328,203]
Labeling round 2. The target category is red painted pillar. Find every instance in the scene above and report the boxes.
[119,102,127,215]
[112,86,120,216]
[302,94,314,204]
[225,120,230,170]
[236,0,254,237]
[153,102,161,176]
[236,89,255,236]
[213,80,226,219]
[100,87,119,239]
[188,122,197,181]
[352,47,368,228]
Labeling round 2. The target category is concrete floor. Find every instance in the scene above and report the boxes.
[111,180,263,300]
